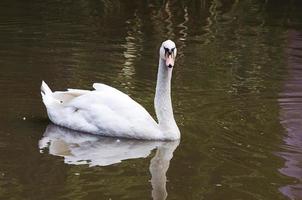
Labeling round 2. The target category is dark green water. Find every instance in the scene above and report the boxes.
[1,0,302,199]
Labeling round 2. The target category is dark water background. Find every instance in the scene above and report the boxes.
[1,0,302,199]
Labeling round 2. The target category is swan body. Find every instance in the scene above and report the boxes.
[41,40,180,140]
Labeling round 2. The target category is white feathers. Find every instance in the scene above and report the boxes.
[40,40,180,140]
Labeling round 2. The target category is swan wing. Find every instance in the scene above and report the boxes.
[52,84,161,140]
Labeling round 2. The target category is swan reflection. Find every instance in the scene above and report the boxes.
[39,124,179,199]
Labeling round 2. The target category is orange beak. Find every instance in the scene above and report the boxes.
[166,54,175,68]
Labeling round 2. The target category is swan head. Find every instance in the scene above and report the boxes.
[160,40,177,68]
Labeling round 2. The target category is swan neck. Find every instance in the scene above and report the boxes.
[154,58,180,140]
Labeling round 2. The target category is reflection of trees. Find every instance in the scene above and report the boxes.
[118,10,143,94]
[164,0,297,199]
[278,29,302,200]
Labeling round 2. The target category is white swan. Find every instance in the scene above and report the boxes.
[41,40,180,140]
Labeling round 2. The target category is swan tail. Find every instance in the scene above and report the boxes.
[41,81,56,106]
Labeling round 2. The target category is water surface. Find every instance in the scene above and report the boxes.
[0,0,302,199]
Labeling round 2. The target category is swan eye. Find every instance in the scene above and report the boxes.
[164,47,174,56]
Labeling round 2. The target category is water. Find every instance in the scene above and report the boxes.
[0,0,302,199]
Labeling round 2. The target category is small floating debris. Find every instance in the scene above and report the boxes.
[215,184,222,187]
[74,173,80,176]
[22,117,26,120]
